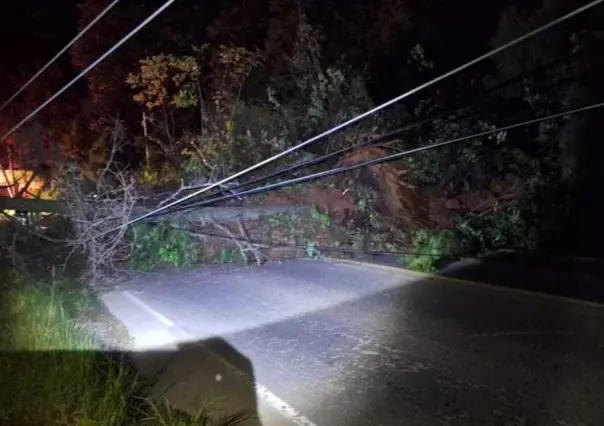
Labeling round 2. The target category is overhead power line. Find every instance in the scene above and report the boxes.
[111,0,602,230]
[177,58,592,210]
[0,0,176,142]
[159,101,604,217]
[0,0,121,113]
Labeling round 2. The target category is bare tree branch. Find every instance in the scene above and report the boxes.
[60,121,140,282]
[212,220,249,265]
[237,219,264,265]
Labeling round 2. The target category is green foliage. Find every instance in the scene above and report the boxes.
[282,20,379,148]
[0,272,249,425]
[304,67,374,149]
[403,229,459,272]
[123,19,383,183]
[57,0,604,269]
[200,245,239,265]
[309,205,331,229]
[128,45,277,179]
[140,399,250,426]
[250,192,269,202]
[218,247,235,264]
[455,205,533,254]
[401,117,505,189]
[350,231,369,255]
[0,276,133,425]
[401,150,444,185]
[399,89,577,255]
[181,149,204,175]
[403,204,535,272]
[129,223,198,271]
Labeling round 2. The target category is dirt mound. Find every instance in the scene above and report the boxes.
[337,146,431,231]
[424,173,527,227]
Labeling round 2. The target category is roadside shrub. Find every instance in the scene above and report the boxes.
[403,229,460,272]
[129,223,198,270]
[403,204,534,272]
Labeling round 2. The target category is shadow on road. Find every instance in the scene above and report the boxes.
[437,251,604,303]
[322,261,604,425]
[0,337,262,426]
[132,337,262,425]
[354,250,604,303]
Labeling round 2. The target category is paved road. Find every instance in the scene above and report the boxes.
[109,259,604,426]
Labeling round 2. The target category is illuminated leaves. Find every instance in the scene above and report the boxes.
[126,53,201,110]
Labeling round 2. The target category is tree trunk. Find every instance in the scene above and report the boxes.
[0,196,309,222]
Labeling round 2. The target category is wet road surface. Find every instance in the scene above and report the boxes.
[108,259,604,426]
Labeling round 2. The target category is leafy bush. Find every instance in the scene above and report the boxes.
[309,205,331,229]
[454,205,533,254]
[403,204,535,272]
[403,229,460,272]
[129,223,198,270]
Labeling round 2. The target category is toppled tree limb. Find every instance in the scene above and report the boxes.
[0,196,310,224]
[175,226,269,248]
[64,168,138,280]
[210,219,266,266]
[236,219,264,265]
[147,204,310,226]
[212,221,250,265]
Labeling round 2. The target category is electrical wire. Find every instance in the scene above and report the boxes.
[0,0,122,113]
[176,57,591,210]
[109,0,602,230]
[160,101,604,216]
[0,0,177,142]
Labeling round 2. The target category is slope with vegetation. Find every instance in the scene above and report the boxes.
[1,0,603,276]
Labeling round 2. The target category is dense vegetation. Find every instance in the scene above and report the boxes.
[1,0,603,270]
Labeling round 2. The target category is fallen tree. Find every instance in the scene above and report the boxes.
[0,196,309,222]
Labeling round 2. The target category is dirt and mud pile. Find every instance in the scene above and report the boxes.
[337,146,432,231]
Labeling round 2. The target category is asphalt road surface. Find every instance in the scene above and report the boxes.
[111,259,604,426]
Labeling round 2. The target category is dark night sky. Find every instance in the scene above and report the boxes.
[0,1,74,104]
[0,0,558,103]
[0,1,77,66]
[0,0,518,71]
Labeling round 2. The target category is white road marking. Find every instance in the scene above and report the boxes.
[121,290,319,426]
[122,290,175,328]
[256,383,318,426]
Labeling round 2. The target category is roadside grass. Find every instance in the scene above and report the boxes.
[0,232,249,425]
[0,273,139,425]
